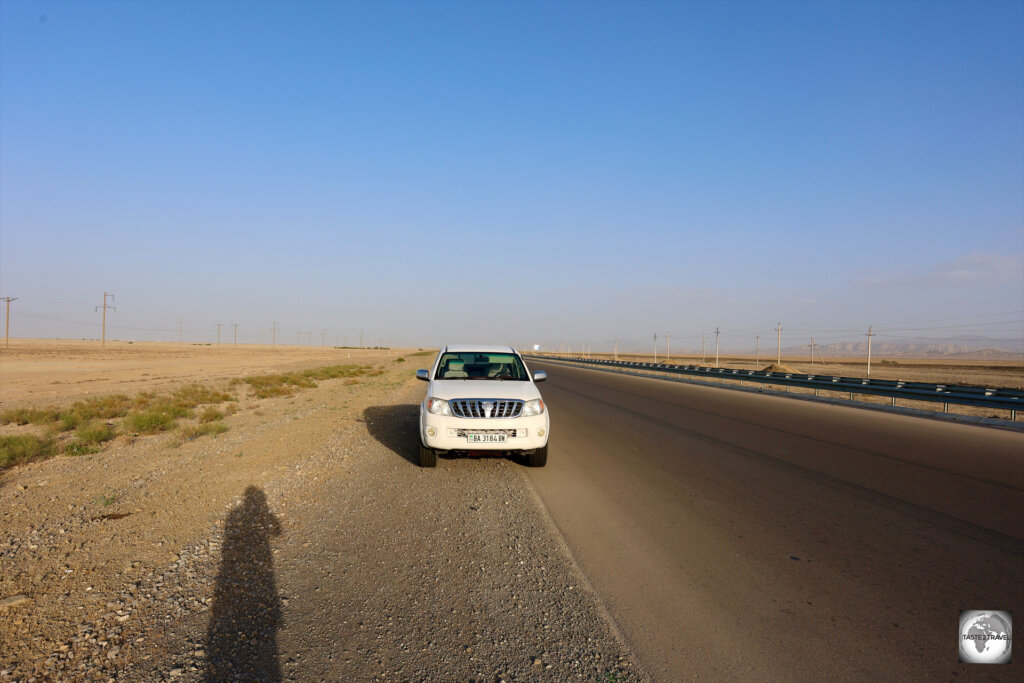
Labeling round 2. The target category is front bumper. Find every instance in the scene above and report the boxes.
[420,408,550,452]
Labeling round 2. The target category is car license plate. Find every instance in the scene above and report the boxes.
[466,433,507,444]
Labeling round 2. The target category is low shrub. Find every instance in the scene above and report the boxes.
[241,364,380,398]
[0,435,55,469]
[174,422,229,445]
[199,408,224,423]
[76,420,117,445]
[55,394,133,432]
[126,410,178,434]
[0,407,61,426]
[65,440,101,456]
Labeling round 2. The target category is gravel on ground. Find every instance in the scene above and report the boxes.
[1,352,645,682]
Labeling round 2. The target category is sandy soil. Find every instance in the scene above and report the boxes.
[0,340,643,681]
[0,339,406,409]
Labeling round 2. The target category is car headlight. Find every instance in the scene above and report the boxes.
[426,398,451,415]
[520,399,545,416]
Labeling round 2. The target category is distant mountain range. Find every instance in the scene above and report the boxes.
[778,336,1024,359]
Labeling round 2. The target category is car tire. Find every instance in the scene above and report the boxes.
[418,443,437,468]
[525,445,547,468]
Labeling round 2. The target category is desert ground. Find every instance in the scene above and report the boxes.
[0,339,1020,680]
[0,340,643,681]
[0,339,406,409]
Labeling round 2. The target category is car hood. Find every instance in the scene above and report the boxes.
[428,380,541,402]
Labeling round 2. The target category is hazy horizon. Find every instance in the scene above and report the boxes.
[2,1,1022,354]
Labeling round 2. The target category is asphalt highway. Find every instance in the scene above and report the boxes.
[524,360,1024,681]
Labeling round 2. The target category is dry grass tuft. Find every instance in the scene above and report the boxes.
[126,410,180,434]
[75,420,117,445]
[199,408,225,423]
[0,407,62,426]
[172,422,229,446]
[0,435,56,469]
[243,364,379,398]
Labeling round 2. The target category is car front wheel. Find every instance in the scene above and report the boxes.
[418,443,437,468]
[525,445,547,468]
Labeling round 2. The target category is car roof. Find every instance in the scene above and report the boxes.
[443,345,517,354]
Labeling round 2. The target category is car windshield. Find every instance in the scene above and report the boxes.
[434,352,529,380]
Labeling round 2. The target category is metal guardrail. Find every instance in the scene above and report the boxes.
[524,355,1024,418]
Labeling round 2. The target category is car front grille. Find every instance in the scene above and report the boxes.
[450,399,523,418]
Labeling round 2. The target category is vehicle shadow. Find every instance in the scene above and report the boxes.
[363,404,524,466]
[363,404,420,466]
[205,486,282,682]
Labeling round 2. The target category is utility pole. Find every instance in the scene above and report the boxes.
[321,329,326,347]
[653,333,658,363]
[755,335,760,367]
[776,323,783,365]
[232,323,239,346]
[1,297,17,349]
[178,317,184,344]
[701,334,706,364]
[866,326,875,377]
[812,338,826,366]
[614,340,618,360]
[216,323,222,346]
[307,331,312,346]
[360,329,364,348]
[336,334,340,347]
[96,292,115,347]
[714,327,720,367]
[272,321,279,346]
[666,332,670,361]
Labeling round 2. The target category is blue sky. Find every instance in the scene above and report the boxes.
[1,0,1021,351]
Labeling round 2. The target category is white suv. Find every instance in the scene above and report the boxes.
[416,345,549,467]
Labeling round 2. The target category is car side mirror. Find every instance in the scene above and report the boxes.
[533,370,547,382]
[416,369,429,381]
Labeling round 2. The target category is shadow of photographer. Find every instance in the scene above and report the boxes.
[205,486,282,682]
